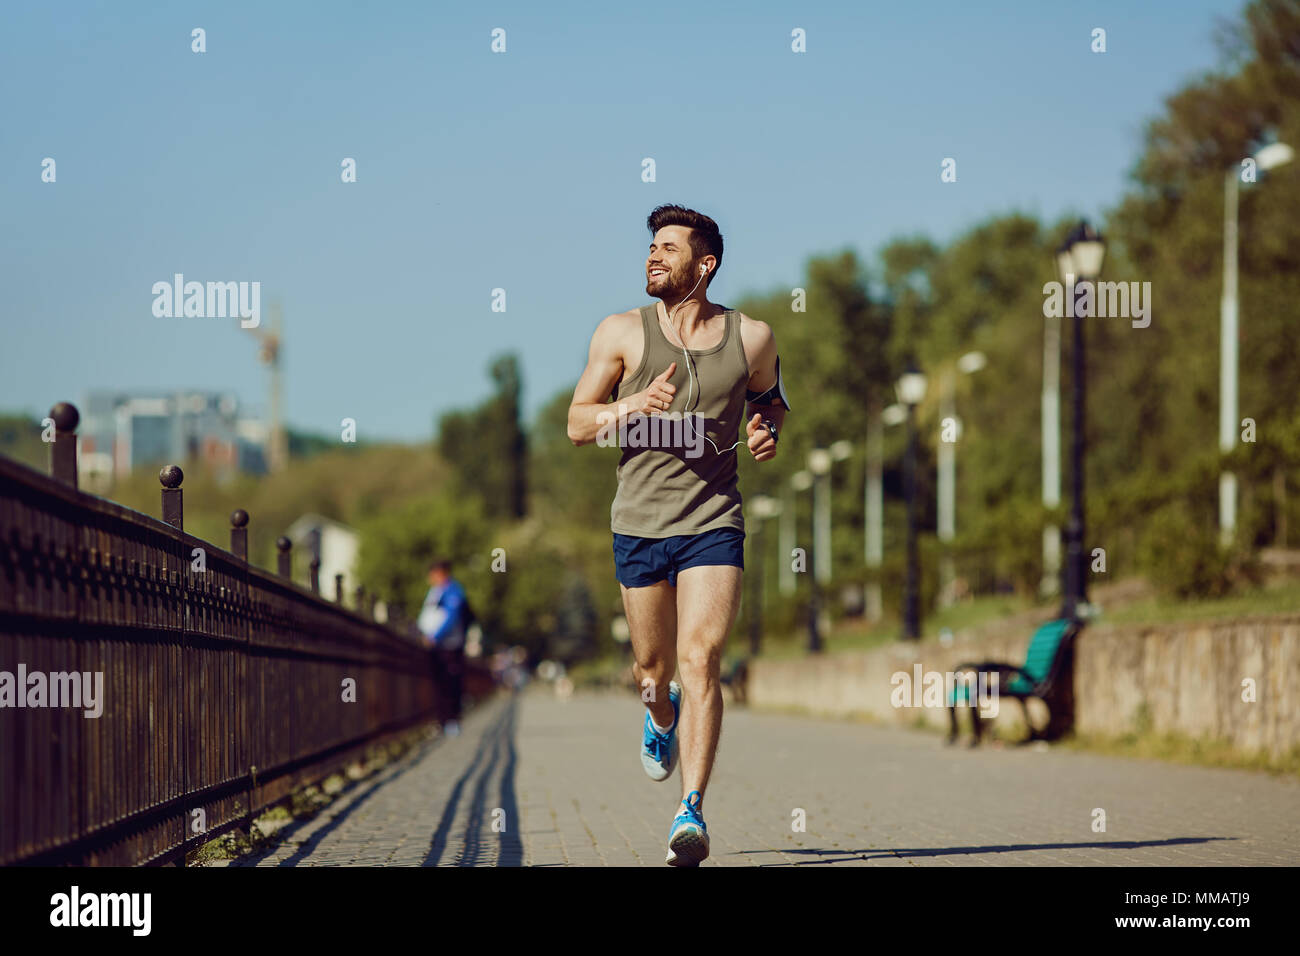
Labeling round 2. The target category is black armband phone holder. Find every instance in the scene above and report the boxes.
[745,357,792,410]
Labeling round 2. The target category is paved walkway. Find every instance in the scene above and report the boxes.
[224,687,1300,866]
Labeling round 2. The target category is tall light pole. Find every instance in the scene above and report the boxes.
[868,403,908,622]
[1221,141,1293,546]
[810,440,854,586]
[791,469,818,651]
[1042,277,1063,598]
[937,351,986,606]
[809,449,833,653]
[1057,222,1105,622]
[897,361,928,640]
[746,494,781,656]
[779,481,798,596]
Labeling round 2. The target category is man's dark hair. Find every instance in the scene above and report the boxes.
[428,558,452,574]
[647,204,723,287]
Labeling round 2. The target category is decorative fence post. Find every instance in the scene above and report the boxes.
[160,466,183,529]
[309,557,321,594]
[230,509,249,561]
[48,402,79,489]
[276,536,292,578]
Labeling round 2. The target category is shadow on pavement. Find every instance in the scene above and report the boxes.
[424,692,523,866]
[227,730,443,867]
[735,835,1238,865]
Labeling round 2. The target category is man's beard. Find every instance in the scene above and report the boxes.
[646,265,688,301]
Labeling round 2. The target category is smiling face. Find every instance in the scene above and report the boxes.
[646,225,705,298]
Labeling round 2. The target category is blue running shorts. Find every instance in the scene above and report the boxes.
[612,527,745,587]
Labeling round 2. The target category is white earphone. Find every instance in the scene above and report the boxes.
[661,263,746,455]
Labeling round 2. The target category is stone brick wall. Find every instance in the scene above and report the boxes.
[748,613,1300,757]
[1075,615,1299,757]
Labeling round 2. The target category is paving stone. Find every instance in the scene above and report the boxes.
[227,686,1300,867]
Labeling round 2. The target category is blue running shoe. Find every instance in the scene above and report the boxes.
[640,680,681,781]
[666,790,709,866]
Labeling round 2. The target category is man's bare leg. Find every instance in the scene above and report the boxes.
[621,580,678,728]
[673,564,743,801]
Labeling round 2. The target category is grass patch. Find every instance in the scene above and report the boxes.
[1097,579,1300,627]
[1059,728,1300,778]
[755,592,1040,660]
[752,577,1300,661]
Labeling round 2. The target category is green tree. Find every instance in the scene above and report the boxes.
[438,353,529,520]
[355,489,496,630]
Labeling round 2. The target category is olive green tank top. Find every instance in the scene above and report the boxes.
[609,302,750,537]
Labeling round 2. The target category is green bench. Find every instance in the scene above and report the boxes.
[946,617,1081,746]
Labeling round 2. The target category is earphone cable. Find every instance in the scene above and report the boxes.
[662,271,745,455]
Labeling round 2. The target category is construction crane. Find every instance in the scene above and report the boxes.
[245,301,288,473]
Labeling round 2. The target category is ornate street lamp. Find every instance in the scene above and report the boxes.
[1057,221,1105,621]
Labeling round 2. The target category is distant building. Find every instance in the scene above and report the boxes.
[79,389,268,485]
[286,513,360,605]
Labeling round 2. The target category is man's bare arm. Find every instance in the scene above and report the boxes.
[567,315,678,445]
[741,317,787,461]
[567,315,626,446]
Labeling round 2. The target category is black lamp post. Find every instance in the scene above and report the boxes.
[896,360,928,640]
[1056,221,1105,622]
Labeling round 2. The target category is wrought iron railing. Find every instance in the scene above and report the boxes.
[0,402,440,865]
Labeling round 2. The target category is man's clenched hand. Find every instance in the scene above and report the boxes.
[746,412,777,462]
[630,363,677,415]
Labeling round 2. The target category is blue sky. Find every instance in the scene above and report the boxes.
[1,0,1245,441]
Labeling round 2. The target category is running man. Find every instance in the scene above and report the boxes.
[567,204,790,865]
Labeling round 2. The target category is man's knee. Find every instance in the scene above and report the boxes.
[632,649,674,677]
[677,642,723,682]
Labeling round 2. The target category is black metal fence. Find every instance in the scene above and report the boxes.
[0,403,440,865]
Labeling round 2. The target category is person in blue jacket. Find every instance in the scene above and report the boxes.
[418,558,469,736]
